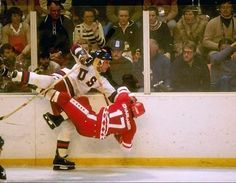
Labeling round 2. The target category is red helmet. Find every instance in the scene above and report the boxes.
[131,102,145,118]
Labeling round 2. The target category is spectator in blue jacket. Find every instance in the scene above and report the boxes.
[149,39,172,92]
[209,38,236,91]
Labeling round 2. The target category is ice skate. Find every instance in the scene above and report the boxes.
[43,112,63,130]
[53,155,75,171]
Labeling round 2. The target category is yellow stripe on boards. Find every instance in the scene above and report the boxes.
[1,158,236,167]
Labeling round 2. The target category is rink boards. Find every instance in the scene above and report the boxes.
[0,92,236,167]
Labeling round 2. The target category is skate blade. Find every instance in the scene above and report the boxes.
[53,165,75,171]
[43,114,56,130]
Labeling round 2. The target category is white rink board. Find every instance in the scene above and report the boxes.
[0,92,236,159]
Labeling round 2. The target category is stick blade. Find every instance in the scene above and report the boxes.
[0,116,4,121]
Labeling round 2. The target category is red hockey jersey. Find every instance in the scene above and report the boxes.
[56,91,136,150]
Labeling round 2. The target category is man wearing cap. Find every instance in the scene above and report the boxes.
[108,39,139,92]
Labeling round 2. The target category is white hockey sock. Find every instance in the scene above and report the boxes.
[60,111,68,120]
[44,89,60,103]
[12,71,22,82]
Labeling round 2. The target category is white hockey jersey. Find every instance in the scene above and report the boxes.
[53,63,115,98]
[15,62,116,100]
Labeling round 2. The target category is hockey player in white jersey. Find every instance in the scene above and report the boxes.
[0,44,119,170]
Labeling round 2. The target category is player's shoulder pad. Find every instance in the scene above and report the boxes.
[117,86,130,94]
[115,86,131,103]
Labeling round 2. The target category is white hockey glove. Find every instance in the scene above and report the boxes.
[70,44,93,65]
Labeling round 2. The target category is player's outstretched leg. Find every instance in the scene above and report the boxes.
[53,150,75,171]
[43,112,64,130]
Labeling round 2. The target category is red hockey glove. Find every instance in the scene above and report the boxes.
[131,102,145,118]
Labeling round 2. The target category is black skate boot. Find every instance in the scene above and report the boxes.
[53,154,75,171]
[43,112,64,130]
[0,165,6,180]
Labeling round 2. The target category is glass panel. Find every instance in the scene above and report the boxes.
[1,1,236,93]
[71,3,145,93]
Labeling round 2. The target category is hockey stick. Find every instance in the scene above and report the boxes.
[0,65,79,121]
[102,92,109,106]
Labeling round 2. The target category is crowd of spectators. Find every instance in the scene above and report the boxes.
[1,0,236,92]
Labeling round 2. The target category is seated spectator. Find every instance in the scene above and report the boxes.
[71,0,108,29]
[6,0,31,24]
[133,39,172,92]
[35,0,72,19]
[132,53,144,91]
[177,0,219,21]
[149,39,172,92]
[202,0,236,59]
[106,39,139,92]
[73,7,106,53]
[143,0,178,33]
[106,7,142,62]
[148,6,173,58]
[173,5,208,57]
[209,38,236,91]
[2,7,31,63]
[171,40,210,91]
[106,0,143,25]
[105,0,143,36]
[0,43,30,92]
[38,0,74,68]
[0,43,29,71]
[29,51,61,75]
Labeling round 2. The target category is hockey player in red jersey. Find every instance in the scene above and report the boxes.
[0,44,120,170]
[42,86,145,151]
